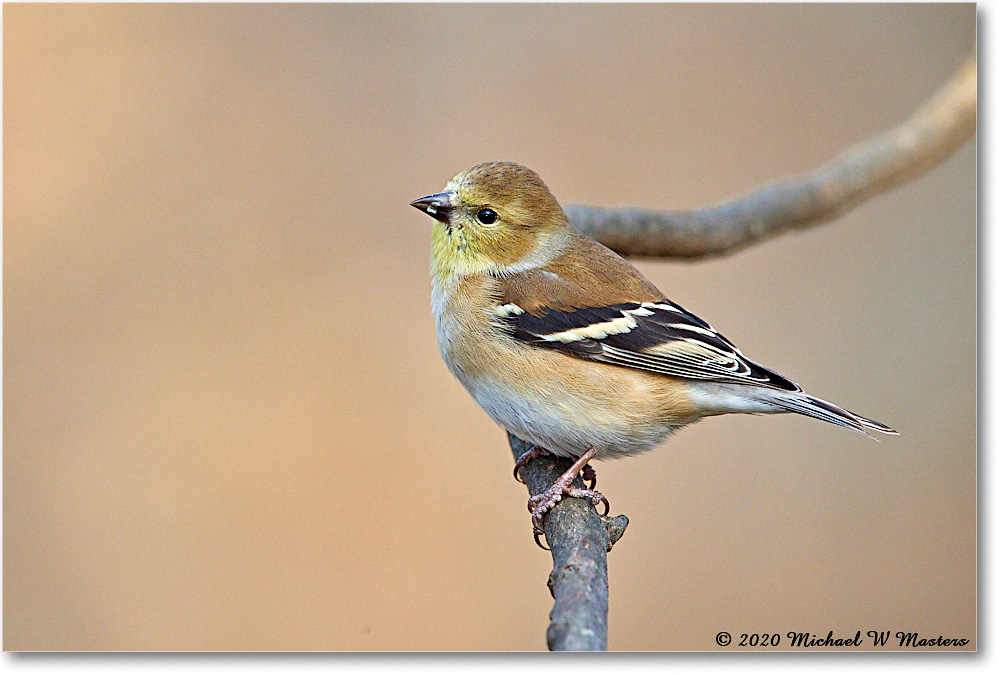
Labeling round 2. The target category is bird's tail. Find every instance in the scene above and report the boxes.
[767,391,898,439]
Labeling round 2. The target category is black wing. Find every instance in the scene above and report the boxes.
[496,300,801,391]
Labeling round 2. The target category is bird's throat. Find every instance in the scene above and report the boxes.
[430,222,493,280]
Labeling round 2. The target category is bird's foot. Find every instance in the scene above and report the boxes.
[528,485,608,536]
[527,447,608,549]
[513,444,550,483]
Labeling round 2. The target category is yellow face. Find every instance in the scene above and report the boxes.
[412,162,567,279]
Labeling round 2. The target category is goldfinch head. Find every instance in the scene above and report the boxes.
[411,162,568,279]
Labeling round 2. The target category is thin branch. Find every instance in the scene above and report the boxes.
[565,54,977,259]
[508,433,627,651]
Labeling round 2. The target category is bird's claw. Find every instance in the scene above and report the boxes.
[520,446,604,550]
[528,483,608,548]
[513,445,549,484]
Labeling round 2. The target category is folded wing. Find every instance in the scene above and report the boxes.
[497,298,802,392]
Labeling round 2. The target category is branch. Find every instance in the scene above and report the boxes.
[508,433,628,651]
[508,53,975,651]
[565,54,977,259]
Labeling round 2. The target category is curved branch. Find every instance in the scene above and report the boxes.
[566,54,977,259]
[508,433,628,651]
[508,52,975,652]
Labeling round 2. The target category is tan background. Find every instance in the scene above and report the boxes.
[4,4,976,651]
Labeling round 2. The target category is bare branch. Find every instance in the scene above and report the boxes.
[508,433,628,651]
[566,54,977,259]
[508,53,975,651]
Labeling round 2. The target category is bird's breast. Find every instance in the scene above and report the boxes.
[431,273,508,381]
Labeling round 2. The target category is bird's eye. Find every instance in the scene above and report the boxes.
[476,208,498,225]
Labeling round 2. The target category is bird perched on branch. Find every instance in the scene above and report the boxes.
[411,161,896,542]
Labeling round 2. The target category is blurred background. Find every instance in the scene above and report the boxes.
[4,4,975,651]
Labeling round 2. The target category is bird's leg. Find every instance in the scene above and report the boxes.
[515,444,598,489]
[527,446,609,539]
[513,444,550,483]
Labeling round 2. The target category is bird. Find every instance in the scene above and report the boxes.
[411,161,896,543]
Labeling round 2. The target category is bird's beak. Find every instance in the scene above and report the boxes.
[410,191,455,224]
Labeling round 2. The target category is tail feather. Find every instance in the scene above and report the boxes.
[769,392,898,439]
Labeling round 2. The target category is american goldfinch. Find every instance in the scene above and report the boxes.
[411,161,896,538]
